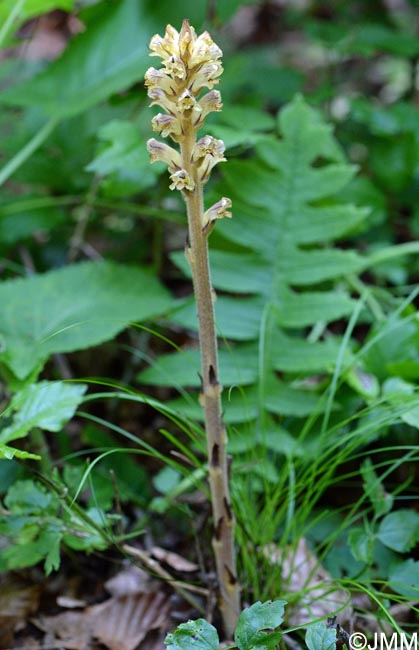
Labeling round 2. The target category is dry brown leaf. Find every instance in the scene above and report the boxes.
[56,596,87,609]
[33,591,170,650]
[105,565,150,597]
[264,538,352,625]
[90,592,170,650]
[33,609,93,650]
[151,547,199,573]
[0,577,41,649]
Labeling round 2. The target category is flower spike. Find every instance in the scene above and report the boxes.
[145,25,239,635]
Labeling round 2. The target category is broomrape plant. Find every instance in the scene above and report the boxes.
[145,21,240,636]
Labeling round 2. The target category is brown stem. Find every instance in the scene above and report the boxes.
[180,125,240,637]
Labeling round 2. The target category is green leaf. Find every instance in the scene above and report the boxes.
[168,375,329,424]
[168,296,263,341]
[0,261,172,379]
[344,367,380,400]
[388,560,419,599]
[0,445,40,460]
[165,619,219,650]
[305,623,336,650]
[361,458,393,517]
[87,119,158,194]
[0,197,65,245]
[378,510,419,552]
[5,480,53,513]
[0,381,87,445]
[138,345,258,388]
[305,621,336,650]
[1,0,155,119]
[348,528,374,564]
[235,600,286,650]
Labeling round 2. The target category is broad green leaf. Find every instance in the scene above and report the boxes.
[165,619,219,650]
[235,600,286,650]
[382,378,419,428]
[168,375,329,423]
[0,381,86,445]
[305,622,336,650]
[377,510,419,553]
[0,197,65,245]
[168,296,263,341]
[0,261,172,379]
[360,316,419,381]
[1,0,155,119]
[138,345,258,388]
[388,560,419,599]
[348,528,374,564]
[87,119,158,194]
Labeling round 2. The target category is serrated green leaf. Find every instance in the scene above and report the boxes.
[5,480,53,512]
[0,261,172,379]
[165,619,219,650]
[305,623,336,650]
[0,381,86,445]
[235,600,286,650]
[378,510,419,552]
[87,120,158,193]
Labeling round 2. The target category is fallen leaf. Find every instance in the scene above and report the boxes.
[0,576,41,649]
[264,538,352,625]
[151,546,199,572]
[90,592,170,650]
[33,591,170,650]
[105,564,150,597]
[57,596,87,609]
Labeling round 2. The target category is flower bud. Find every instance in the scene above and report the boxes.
[149,25,179,60]
[169,169,195,192]
[178,19,197,60]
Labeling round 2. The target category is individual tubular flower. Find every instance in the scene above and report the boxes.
[151,113,182,139]
[144,67,175,95]
[203,197,232,233]
[193,90,222,126]
[147,138,181,172]
[169,169,195,192]
[147,87,175,113]
[192,136,226,183]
